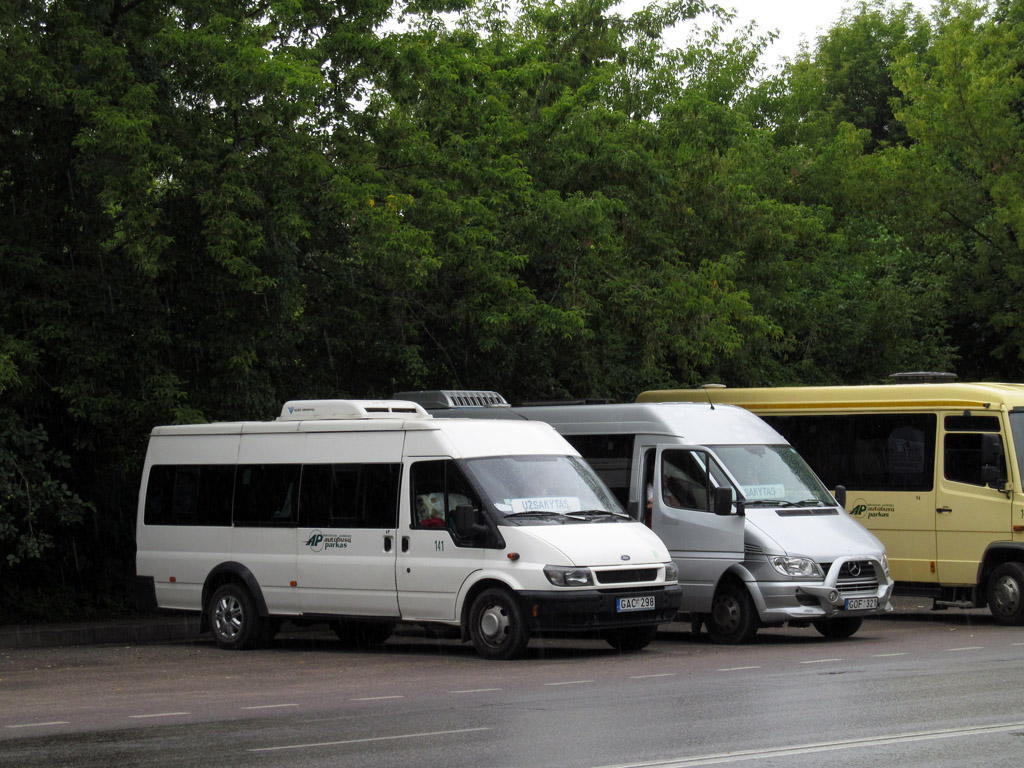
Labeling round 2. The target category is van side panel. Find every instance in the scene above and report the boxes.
[297,431,404,617]
[233,433,304,615]
[137,433,239,612]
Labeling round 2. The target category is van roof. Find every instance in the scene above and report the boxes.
[638,382,1024,412]
[512,402,785,446]
[151,399,435,436]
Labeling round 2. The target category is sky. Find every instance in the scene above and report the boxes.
[617,0,939,71]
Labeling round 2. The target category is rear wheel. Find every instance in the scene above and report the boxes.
[604,625,659,652]
[707,581,759,644]
[812,616,863,639]
[987,562,1024,625]
[208,583,270,650]
[468,588,530,660]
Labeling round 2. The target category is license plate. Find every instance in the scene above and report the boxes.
[617,596,656,612]
[845,597,878,611]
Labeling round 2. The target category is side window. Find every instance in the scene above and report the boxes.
[766,414,936,492]
[234,464,301,526]
[661,450,711,511]
[299,464,401,528]
[944,432,1006,487]
[144,465,233,526]
[410,460,480,533]
[564,434,634,509]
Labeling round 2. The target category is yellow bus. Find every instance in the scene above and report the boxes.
[638,376,1024,624]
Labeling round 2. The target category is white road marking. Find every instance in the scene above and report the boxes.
[5,721,70,729]
[350,695,404,701]
[242,704,300,710]
[799,658,842,664]
[129,712,190,719]
[717,666,761,672]
[248,726,492,752]
[631,673,678,679]
[544,680,594,686]
[452,688,502,694]
[872,652,908,657]
[590,721,1024,767]
[948,646,984,651]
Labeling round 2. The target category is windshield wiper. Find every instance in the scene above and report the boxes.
[504,510,586,521]
[573,509,630,520]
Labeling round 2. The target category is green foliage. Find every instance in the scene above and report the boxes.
[892,0,1024,377]
[0,0,1018,618]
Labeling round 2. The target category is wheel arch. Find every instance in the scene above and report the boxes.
[200,562,269,633]
[976,543,1024,606]
[458,576,517,642]
[717,563,768,618]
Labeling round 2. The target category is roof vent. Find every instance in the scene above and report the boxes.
[278,400,430,421]
[392,390,510,409]
[888,372,958,384]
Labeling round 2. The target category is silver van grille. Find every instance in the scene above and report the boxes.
[833,560,879,595]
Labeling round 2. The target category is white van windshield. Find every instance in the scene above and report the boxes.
[463,455,627,519]
[711,445,834,506]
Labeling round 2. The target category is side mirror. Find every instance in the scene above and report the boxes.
[980,435,1007,490]
[834,485,847,509]
[981,433,1003,465]
[451,504,488,540]
[627,499,641,521]
[714,486,741,517]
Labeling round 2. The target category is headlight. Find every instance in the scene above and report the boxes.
[664,562,679,582]
[769,556,824,579]
[544,565,593,587]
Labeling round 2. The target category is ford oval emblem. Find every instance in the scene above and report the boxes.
[621,555,631,561]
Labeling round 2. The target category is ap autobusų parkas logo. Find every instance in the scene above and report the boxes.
[304,530,352,551]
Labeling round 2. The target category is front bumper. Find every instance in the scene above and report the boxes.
[750,557,895,624]
[516,585,683,634]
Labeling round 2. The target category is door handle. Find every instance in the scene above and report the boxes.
[401,536,410,553]
[936,507,953,514]
[384,535,393,552]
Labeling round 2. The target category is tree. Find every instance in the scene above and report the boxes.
[892,0,1024,378]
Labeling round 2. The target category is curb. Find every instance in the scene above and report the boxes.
[0,615,202,649]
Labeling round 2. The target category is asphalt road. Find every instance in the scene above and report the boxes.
[2,602,1022,768]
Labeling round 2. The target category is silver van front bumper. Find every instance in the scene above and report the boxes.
[748,556,895,624]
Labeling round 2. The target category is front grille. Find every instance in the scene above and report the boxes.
[834,560,879,595]
[595,568,657,585]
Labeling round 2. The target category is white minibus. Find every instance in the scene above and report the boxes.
[135,399,682,660]
[400,392,894,643]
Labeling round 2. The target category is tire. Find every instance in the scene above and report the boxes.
[333,620,395,648]
[812,616,864,639]
[604,625,659,652]
[208,583,270,650]
[707,581,760,644]
[468,588,530,660]
[987,562,1024,625]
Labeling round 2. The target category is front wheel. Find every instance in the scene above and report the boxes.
[987,562,1024,625]
[604,625,659,652]
[468,588,530,660]
[707,581,760,644]
[812,616,863,639]
[208,583,270,650]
